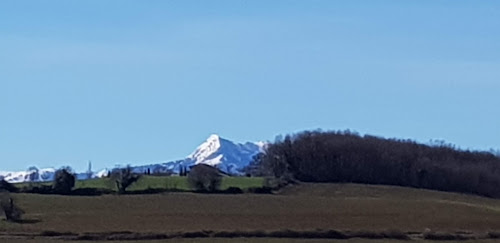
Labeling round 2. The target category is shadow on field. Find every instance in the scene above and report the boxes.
[124,188,188,195]
[124,187,273,195]
[19,186,274,196]
[3,218,41,224]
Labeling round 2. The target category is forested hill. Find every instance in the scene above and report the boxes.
[252,130,500,198]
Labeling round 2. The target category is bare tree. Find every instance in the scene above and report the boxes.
[112,166,141,194]
[0,191,24,222]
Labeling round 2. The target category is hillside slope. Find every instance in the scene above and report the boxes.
[6,183,500,235]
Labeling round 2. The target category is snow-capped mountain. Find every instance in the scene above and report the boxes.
[130,135,265,175]
[186,134,265,172]
[0,168,57,183]
[0,134,265,183]
[0,167,105,184]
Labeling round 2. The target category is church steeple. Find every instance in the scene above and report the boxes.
[87,160,92,179]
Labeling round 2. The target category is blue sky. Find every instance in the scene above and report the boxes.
[1,1,499,172]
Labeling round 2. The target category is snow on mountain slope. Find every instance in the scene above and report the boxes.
[0,168,56,183]
[129,135,265,175]
[95,169,110,178]
[0,134,265,183]
[0,167,107,184]
[125,135,264,175]
[186,134,265,173]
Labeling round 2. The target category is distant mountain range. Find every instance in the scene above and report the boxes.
[0,134,265,183]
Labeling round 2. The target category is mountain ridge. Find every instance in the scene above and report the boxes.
[0,134,265,183]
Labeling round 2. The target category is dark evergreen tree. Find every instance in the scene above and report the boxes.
[0,180,17,193]
[53,167,76,195]
[187,165,222,192]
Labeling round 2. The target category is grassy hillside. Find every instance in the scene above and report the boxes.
[2,183,500,242]
[17,176,265,192]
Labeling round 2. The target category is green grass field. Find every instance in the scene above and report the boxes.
[3,183,500,242]
[18,176,265,192]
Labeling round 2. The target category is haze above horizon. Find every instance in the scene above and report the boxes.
[1,1,499,172]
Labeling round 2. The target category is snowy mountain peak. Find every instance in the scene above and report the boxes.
[188,134,224,162]
[208,134,221,142]
[187,134,264,173]
[132,135,265,175]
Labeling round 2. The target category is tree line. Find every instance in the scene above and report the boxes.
[248,130,500,198]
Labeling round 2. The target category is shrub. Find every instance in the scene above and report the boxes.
[40,231,76,237]
[187,164,222,192]
[21,185,53,194]
[264,176,294,190]
[423,231,470,240]
[181,231,211,238]
[246,186,273,194]
[488,231,500,239]
[381,230,410,240]
[53,168,76,195]
[71,188,113,196]
[223,187,243,194]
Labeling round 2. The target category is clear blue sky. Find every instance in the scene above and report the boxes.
[1,1,499,172]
